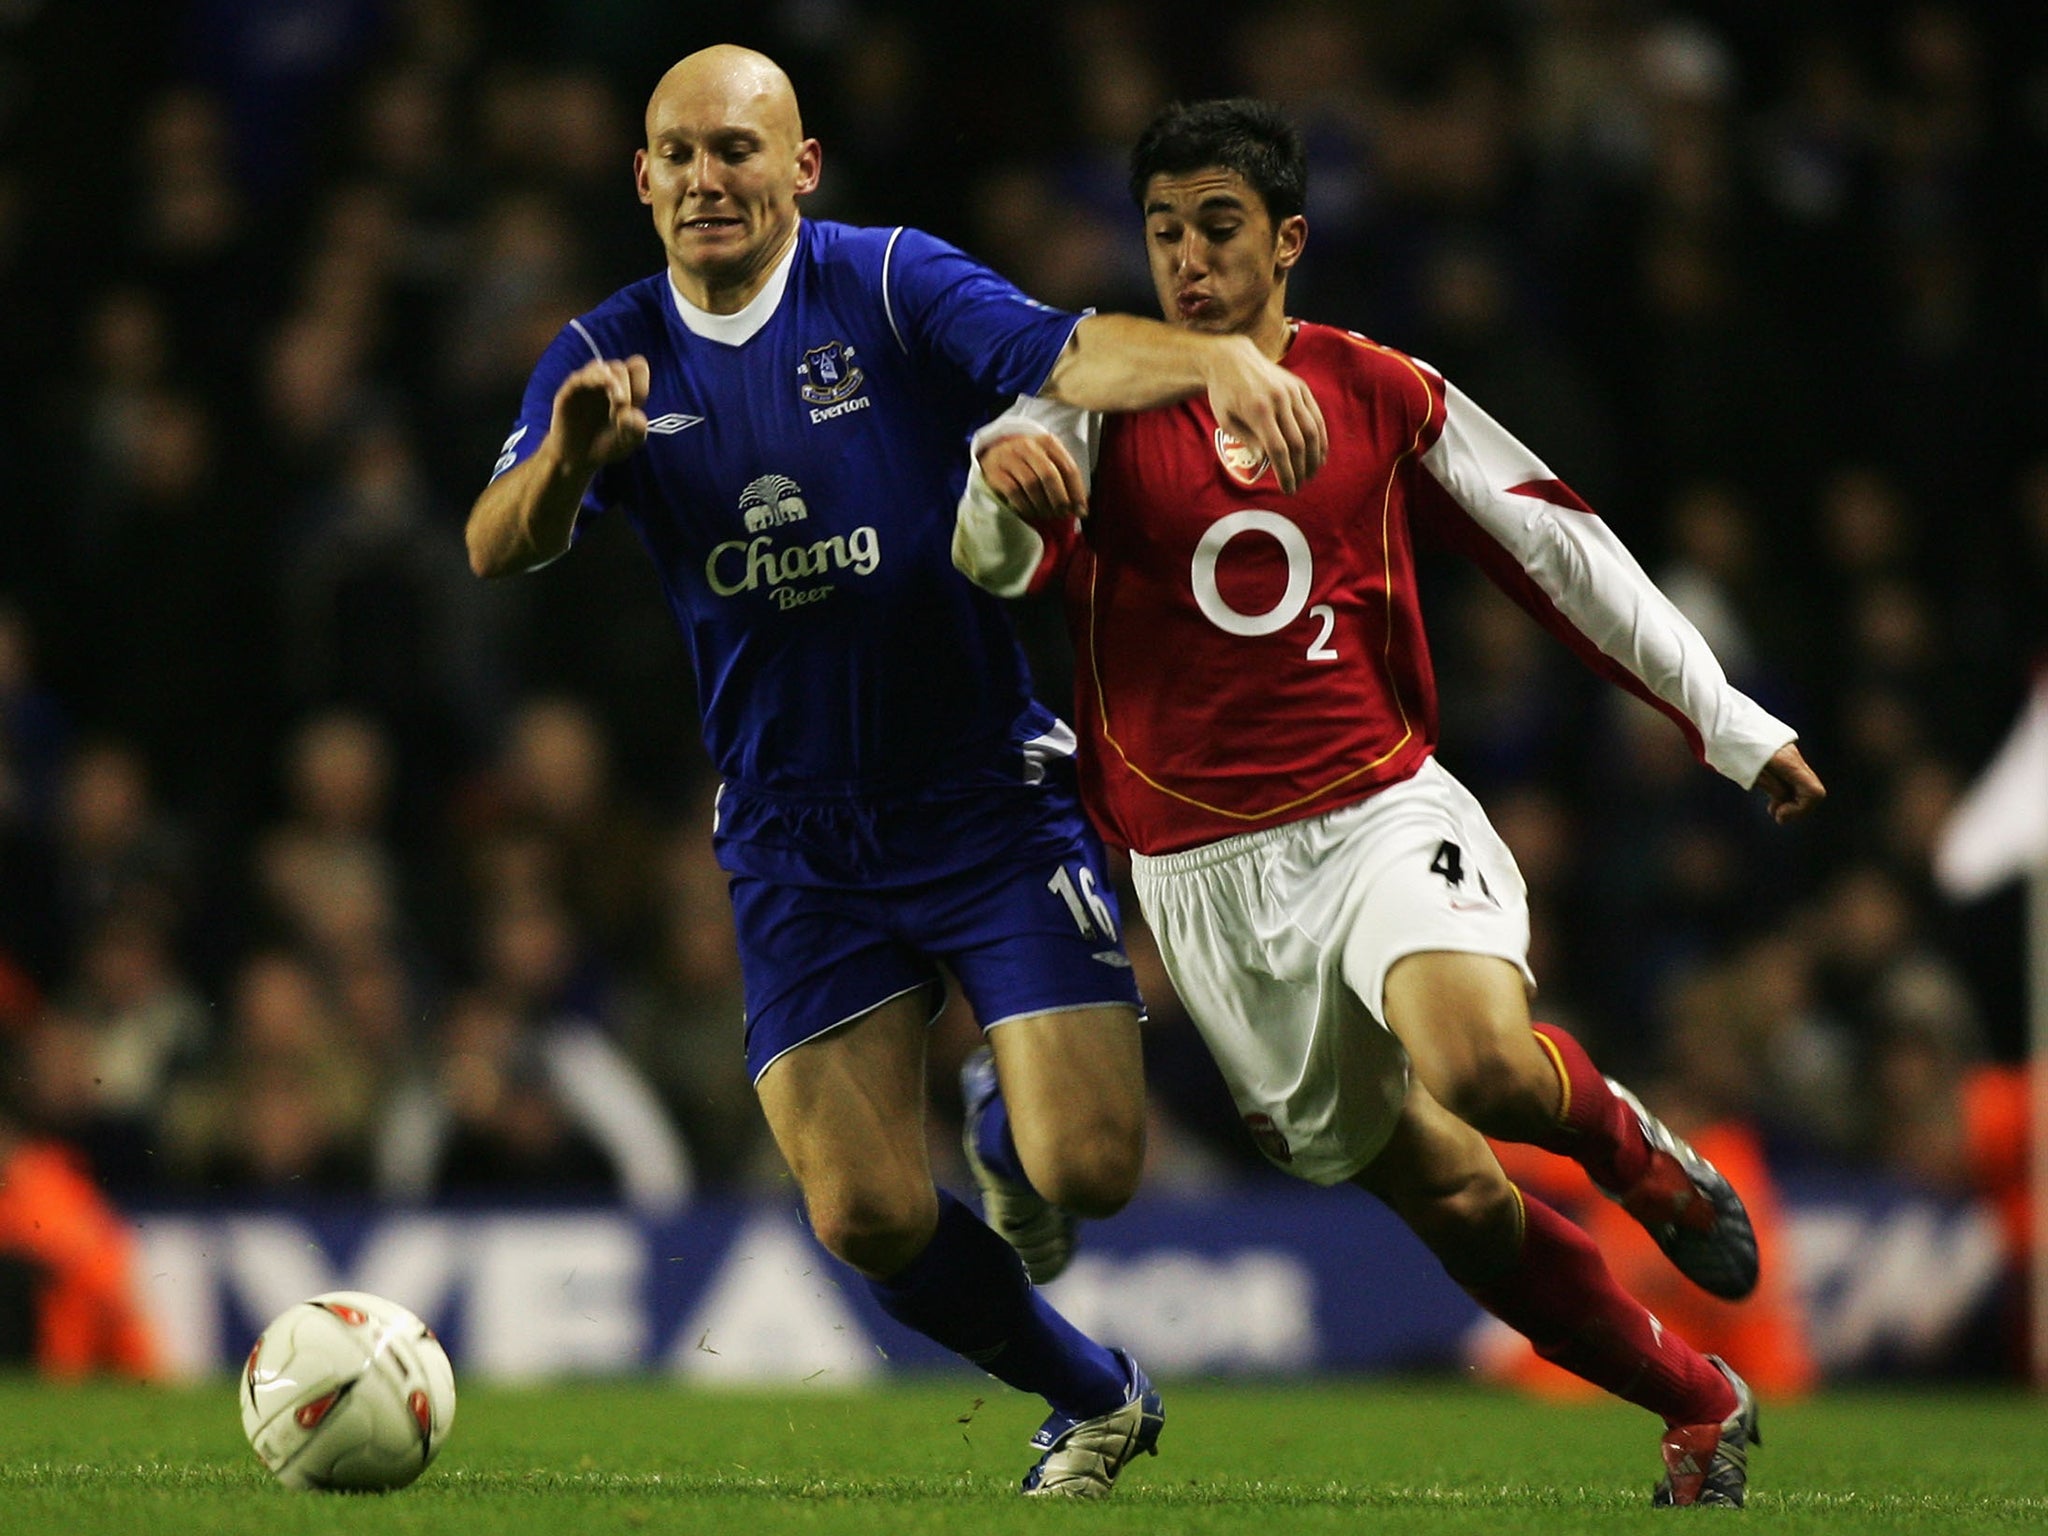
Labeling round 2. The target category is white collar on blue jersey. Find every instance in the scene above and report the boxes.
[667,221,801,346]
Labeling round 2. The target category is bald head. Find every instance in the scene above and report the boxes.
[635,44,821,312]
[647,45,803,143]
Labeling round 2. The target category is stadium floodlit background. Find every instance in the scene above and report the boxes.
[2,0,2046,1401]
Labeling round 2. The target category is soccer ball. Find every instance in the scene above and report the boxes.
[240,1290,457,1491]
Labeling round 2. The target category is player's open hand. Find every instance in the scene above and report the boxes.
[980,433,1088,522]
[1206,336,1327,495]
[551,355,651,472]
[1755,742,1826,824]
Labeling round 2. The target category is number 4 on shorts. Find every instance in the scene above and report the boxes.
[1430,839,1493,900]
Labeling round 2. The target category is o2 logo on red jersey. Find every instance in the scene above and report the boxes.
[1213,427,1270,488]
[1191,510,1339,661]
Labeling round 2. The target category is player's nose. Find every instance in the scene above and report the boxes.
[683,149,722,195]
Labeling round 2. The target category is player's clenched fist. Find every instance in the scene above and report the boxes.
[551,355,652,471]
[1203,336,1327,495]
[1754,742,1827,825]
[981,433,1089,522]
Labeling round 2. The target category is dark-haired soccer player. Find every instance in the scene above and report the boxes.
[467,50,1330,1498]
[954,96,1826,1508]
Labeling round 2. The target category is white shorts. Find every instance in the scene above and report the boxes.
[1131,757,1533,1185]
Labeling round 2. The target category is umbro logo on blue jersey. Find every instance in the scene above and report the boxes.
[648,413,704,435]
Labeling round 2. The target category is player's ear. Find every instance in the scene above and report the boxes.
[793,137,822,197]
[1275,214,1308,274]
[633,147,653,205]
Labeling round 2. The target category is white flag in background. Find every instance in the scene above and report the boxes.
[1934,673,2048,900]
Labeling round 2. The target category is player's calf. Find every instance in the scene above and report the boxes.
[961,1048,1078,1285]
[1352,1078,1525,1284]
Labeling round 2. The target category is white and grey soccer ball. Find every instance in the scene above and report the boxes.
[240,1290,457,1491]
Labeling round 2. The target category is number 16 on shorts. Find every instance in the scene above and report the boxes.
[1048,861,1118,940]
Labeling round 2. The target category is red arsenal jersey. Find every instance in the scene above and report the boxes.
[1070,325,1440,852]
[954,322,1794,856]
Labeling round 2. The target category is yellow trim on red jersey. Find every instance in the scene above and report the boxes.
[1351,331,1437,762]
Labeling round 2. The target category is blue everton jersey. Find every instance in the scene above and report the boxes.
[496,219,1082,796]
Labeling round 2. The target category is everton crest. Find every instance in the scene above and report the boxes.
[800,340,865,405]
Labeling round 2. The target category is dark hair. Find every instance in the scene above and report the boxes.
[1128,98,1307,222]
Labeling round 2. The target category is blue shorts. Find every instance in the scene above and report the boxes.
[715,766,1142,1083]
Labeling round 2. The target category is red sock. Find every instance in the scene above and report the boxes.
[1467,1190,1737,1428]
[1529,1022,1651,1193]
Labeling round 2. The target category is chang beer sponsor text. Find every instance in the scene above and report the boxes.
[707,473,881,610]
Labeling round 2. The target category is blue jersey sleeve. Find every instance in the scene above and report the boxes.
[488,318,619,516]
[879,227,1082,399]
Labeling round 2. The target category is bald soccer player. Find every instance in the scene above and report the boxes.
[466,48,1330,1496]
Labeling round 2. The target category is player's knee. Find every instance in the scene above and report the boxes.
[1029,1121,1144,1218]
[806,1183,939,1277]
[1441,1047,1523,1120]
[1437,1037,1552,1138]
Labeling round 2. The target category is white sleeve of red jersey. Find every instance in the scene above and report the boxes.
[951,395,1101,599]
[1420,375,1796,790]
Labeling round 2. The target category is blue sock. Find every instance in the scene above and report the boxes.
[867,1190,1126,1418]
[972,1079,1036,1190]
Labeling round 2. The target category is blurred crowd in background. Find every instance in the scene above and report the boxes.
[2,0,2045,1350]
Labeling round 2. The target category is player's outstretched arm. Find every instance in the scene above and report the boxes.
[1040,314,1326,494]
[1753,742,1826,824]
[466,355,650,577]
[1417,373,1808,795]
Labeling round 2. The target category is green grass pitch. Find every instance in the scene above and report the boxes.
[2,1374,2044,1534]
